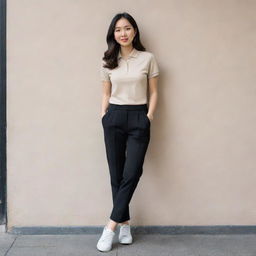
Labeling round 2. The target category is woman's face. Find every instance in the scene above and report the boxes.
[114,18,136,47]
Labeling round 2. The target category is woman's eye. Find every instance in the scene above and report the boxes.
[115,28,131,32]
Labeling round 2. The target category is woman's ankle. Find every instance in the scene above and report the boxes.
[106,219,118,231]
[120,221,129,226]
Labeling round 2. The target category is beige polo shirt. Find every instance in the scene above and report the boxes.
[100,48,159,105]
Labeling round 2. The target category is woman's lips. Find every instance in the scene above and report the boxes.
[121,38,128,42]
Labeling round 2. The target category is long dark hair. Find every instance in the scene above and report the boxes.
[102,12,146,69]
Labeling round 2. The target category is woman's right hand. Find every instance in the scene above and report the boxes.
[101,112,106,118]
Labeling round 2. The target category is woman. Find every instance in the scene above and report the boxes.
[97,12,159,252]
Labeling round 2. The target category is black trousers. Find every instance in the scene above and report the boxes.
[101,103,151,223]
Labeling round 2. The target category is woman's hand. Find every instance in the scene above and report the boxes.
[101,112,106,118]
[147,113,154,122]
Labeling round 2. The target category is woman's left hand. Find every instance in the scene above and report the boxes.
[147,113,154,122]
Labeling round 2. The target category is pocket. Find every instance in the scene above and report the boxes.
[101,112,107,120]
[102,110,113,124]
[146,114,151,123]
[101,111,109,122]
[143,111,151,125]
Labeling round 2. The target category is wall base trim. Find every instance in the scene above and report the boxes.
[7,225,256,235]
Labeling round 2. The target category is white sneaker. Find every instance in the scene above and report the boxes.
[118,224,133,244]
[96,226,116,252]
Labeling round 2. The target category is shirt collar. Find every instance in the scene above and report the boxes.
[118,48,139,60]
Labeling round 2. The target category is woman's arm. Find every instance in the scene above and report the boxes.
[147,76,159,121]
[101,81,112,118]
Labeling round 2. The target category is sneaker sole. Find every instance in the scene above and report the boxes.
[119,240,133,244]
[97,247,112,252]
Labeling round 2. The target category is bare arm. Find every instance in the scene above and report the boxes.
[101,81,112,118]
[147,76,159,121]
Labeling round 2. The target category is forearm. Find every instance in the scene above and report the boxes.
[147,92,158,120]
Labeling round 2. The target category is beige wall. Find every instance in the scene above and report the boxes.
[7,0,256,230]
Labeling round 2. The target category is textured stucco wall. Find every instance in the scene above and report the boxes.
[7,0,256,229]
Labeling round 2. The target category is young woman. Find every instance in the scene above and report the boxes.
[97,12,160,252]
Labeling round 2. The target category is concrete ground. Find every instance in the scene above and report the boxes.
[1,232,256,256]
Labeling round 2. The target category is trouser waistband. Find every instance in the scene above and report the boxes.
[108,103,148,111]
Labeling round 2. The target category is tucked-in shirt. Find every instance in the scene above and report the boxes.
[100,48,159,105]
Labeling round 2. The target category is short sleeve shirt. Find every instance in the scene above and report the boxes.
[100,48,159,105]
